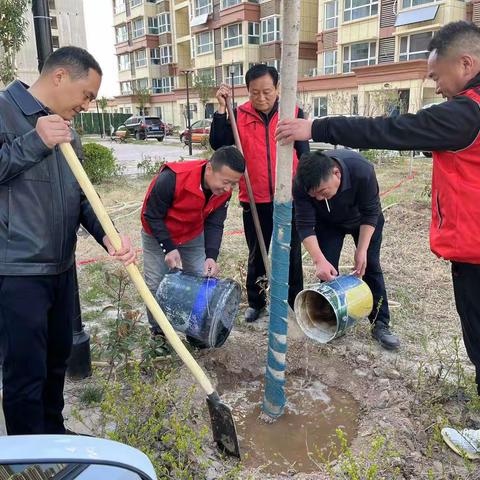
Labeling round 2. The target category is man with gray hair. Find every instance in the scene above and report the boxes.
[276,21,480,456]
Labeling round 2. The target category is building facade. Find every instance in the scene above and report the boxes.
[112,0,479,127]
[11,0,87,86]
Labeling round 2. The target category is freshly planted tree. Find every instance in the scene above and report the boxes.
[194,73,216,118]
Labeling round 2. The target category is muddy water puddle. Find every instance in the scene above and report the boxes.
[223,377,359,474]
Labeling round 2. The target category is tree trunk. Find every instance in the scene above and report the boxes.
[262,0,301,419]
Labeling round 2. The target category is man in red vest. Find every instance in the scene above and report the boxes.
[210,64,309,322]
[141,146,245,342]
[276,21,480,414]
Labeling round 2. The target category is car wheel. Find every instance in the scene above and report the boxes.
[135,131,141,141]
[157,137,164,142]
[422,151,432,158]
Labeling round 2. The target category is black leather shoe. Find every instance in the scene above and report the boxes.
[244,307,263,323]
[372,323,400,350]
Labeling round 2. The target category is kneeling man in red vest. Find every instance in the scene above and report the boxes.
[141,146,245,344]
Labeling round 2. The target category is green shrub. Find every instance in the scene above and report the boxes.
[82,143,119,183]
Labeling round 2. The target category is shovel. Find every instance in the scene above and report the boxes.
[59,143,240,459]
[225,99,304,339]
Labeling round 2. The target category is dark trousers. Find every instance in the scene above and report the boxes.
[452,262,480,396]
[241,202,303,310]
[0,267,75,435]
[316,214,390,326]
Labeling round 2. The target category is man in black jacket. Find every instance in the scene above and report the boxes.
[276,21,480,439]
[294,149,399,349]
[0,47,136,435]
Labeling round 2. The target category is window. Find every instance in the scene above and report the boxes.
[343,41,376,73]
[116,25,128,43]
[159,13,171,33]
[351,94,359,115]
[224,63,243,85]
[155,106,163,118]
[402,0,438,8]
[135,49,147,68]
[150,47,161,64]
[114,0,125,14]
[323,50,337,75]
[314,97,328,117]
[195,0,212,16]
[223,23,243,48]
[324,1,338,29]
[48,0,56,9]
[266,59,280,70]
[152,77,175,93]
[52,36,59,49]
[344,0,378,22]
[148,17,159,34]
[399,31,433,61]
[120,81,133,95]
[130,0,143,7]
[160,45,173,64]
[136,78,148,90]
[118,53,131,71]
[261,16,280,43]
[222,0,241,8]
[196,31,213,54]
[197,68,215,82]
[248,22,260,44]
[132,18,145,38]
[50,16,58,29]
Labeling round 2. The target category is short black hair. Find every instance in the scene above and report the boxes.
[42,46,102,79]
[210,146,245,174]
[428,21,480,58]
[245,64,279,89]
[295,151,336,193]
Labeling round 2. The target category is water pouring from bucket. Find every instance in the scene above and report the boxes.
[294,275,373,343]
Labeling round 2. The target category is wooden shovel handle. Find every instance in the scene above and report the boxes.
[59,143,215,396]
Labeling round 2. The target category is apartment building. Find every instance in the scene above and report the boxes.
[11,0,87,86]
[112,0,318,125]
[300,0,473,119]
[113,0,479,126]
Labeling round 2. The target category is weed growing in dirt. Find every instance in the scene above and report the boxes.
[319,429,402,480]
[79,383,104,406]
[137,155,166,177]
[90,365,241,480]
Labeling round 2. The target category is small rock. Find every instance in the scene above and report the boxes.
[378,390,390,408]
[357,354,370,365]
[385,368,401,380]
[378,378,390,389]
[353,368,368,378]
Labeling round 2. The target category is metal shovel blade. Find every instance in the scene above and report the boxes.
[206,392,240,458]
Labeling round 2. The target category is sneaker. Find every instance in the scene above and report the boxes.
[441,427,480,460]
[244,307,263,323]
[371,323,400,350]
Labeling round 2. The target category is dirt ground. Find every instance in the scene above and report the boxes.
[68,154,480,479]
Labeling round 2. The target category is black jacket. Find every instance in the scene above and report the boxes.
[0,80,105,275]
[311,74,480,151]
[293,149,380,239]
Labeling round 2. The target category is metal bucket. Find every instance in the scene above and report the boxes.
[156,270,241,348]
[294,275,373,343]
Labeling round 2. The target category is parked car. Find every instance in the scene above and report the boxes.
[0,434,157,479]
[122,116,165,141]
[180,119,212,146]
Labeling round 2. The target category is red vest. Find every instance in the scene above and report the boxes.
[141,160,231,245]
[430,87,480,264]
[236,101,299,203]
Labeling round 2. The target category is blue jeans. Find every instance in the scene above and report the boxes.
[141,229,205,333]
